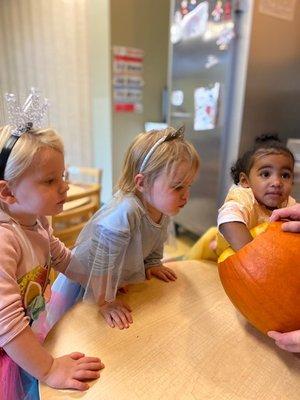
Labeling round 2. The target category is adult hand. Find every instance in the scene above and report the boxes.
[146,265,177,282]
[268,330,300,353]
[270,203,300,232]
[99,299,133,329]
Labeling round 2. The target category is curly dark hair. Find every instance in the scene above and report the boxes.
[230,133,295,184]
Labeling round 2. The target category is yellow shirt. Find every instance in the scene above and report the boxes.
[216,185,296,256]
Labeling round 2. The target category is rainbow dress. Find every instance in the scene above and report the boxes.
[0,215,72,400]
[0,261,51,400]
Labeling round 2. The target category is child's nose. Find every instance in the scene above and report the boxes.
[272,176,282,187]
[60,180,69,194]
[181,188,189,201]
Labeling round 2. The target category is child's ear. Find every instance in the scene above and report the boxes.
[134,173,145,192]
[239,172,250,188]
[0,181,16,204]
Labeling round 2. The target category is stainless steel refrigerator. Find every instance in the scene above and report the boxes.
[168,0,300,235]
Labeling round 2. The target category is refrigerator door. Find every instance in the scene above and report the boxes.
[168,0,241,235]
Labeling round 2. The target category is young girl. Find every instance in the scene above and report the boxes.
[217,133,295,253]
[60,126,200,330]
[0,118,103,398]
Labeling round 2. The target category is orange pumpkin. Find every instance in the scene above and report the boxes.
[218,221,300,334]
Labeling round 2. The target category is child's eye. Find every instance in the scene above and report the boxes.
[260,171,270,178]
[45,179,54,185]
[282,172,292,179]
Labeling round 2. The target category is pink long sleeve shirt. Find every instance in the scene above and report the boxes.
[0,209,71,347]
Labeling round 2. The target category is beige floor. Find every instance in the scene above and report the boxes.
[163,233,196,261]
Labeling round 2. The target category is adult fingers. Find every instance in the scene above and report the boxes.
[268,330,300,352]
[275,342,299,352]
[267,331,281,340]
[270,204,300,222]
[281,221,300,233]
[269,210,282,221]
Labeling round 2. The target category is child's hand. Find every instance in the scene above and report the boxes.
[146,265,177,282]
[43,352,104,391]
[99,300,133,329]
[268,330,300,353]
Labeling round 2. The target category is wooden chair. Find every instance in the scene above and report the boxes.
[52,167,102,248]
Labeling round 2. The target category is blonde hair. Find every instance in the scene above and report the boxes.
[117,127,200,193]
[0,125,64,182]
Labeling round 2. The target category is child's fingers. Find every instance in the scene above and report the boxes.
[117,307,133,325]
[165,273,176,281]
[77,359,105,369]
[120,301,132,312]
[111,310,130,329]
[163,268,177,280]
[73,368,101,380]
[68,379,89,391]
[69,352,86,360]
[77,356,102,364]
[103,313,116,328]
[120,307,133,323]
[157,272,171,282]
[146,269,152,280]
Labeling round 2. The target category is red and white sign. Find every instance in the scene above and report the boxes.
[112,46,144,113]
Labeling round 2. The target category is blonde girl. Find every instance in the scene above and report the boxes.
[0,100,103,399]
[61,126,200,330]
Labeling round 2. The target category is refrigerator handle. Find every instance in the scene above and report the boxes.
[233,0,249,13]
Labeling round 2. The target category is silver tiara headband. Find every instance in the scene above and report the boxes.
[5,87,49,136]
[0,87,49,179]
[139,125,185,173]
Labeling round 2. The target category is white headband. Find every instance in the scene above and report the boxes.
[139,126,185,173]
[139,135,167,173]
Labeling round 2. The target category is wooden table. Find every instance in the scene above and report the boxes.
[40,260,300,399]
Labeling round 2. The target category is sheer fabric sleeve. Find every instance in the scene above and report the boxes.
[66,220,132,304]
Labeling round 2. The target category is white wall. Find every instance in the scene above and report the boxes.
[0,0,92,167]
